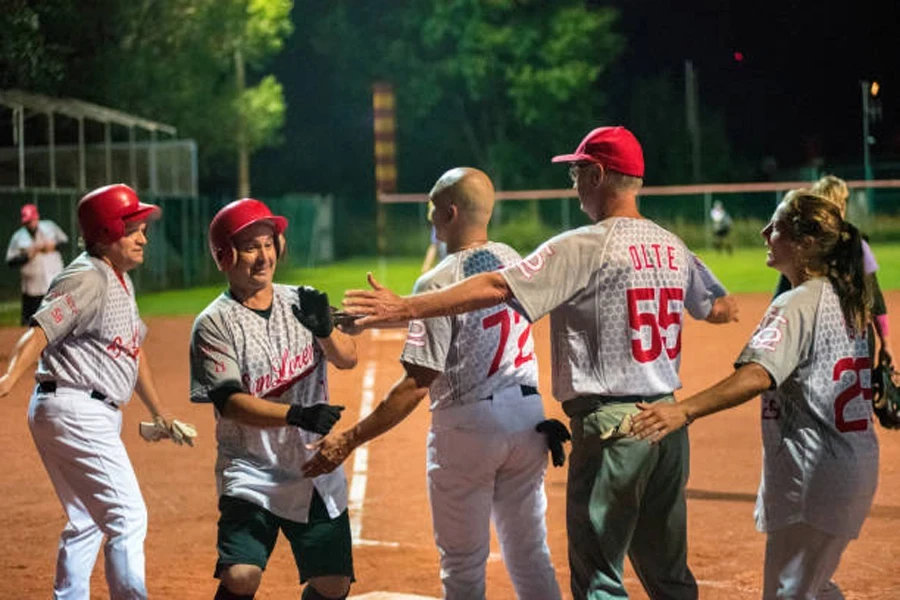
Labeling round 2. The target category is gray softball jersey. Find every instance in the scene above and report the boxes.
[401,242,539,411]
[32,252,147,404]
[189,283,347,523]
[501,217,723,401]
[737,278,878,539]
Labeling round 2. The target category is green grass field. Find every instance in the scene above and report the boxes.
[0,244,895,324]
[136,243,899,318]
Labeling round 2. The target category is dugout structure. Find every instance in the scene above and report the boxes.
[0,90,335,308]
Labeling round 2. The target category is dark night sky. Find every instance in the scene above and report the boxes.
[606,0,900,172]
[254,1,900,196]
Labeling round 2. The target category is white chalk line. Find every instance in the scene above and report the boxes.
[349,360,377,544]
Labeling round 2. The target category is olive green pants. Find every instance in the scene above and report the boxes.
[564,396,698,600]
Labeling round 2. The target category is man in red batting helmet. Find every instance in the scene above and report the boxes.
[0,183,194,599]
[208,198,287,271]
[191,198,357,600]
[78,183,161,247]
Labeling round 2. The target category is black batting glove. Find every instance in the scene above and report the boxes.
[292,286,334,338]
[536,418,572,467]
[286,404,345,435]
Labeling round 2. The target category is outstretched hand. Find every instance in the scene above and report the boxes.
[302,430,355,478]
[707,295,740,324]
[342,273,411,327]
[630,402,690,444]
[292,286,334,338]
[536,418,571,467]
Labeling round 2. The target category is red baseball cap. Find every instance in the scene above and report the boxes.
[20,204,39,224]
[551,126,645,178]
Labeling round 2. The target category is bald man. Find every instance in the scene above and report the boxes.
[303,167,563,599]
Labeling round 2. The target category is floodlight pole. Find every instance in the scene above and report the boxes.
[861,80,874,213]
[861,81,873,182]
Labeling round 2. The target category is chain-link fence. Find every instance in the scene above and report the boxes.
[0,191,333,301]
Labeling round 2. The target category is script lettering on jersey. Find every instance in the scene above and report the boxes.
[106,326,141,360]
[748,308,788,351]
[515,244,555,279]
[198,342,230,373]
[628,244,680,271]
[242,344,317,398]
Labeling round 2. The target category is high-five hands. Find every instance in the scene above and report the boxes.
[342,273,410,328]
[302,430,355,478]
[292,286,334,338]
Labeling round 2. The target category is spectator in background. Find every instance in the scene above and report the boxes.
[421,200,449,273]
[710,199,733,254]
[6,204,69,325]
[774,174,895,374]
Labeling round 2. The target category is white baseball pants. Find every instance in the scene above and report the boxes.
[763,522,850,600]
[28,385,148,600]
[428,387,562,600]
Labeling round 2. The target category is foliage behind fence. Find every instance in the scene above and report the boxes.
[0,191,333,301]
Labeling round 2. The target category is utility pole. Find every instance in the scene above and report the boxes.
[861,80,873,183]
[685,60,712,248]
[685,60,702,183]
[861,80,881,213]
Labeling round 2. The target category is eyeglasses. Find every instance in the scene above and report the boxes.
[568,162,595,184]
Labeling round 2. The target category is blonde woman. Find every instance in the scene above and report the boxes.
[635,189,879,599]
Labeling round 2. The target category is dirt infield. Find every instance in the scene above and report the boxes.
[1,292,898,599]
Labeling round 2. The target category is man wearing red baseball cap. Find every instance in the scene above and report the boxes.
[5,203,69,324]
[342,125,740,599]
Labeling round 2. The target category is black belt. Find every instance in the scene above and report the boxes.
[38,381,116,408]
[488,384,538,400]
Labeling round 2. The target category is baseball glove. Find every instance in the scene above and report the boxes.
[873,358,900,430]
[139,416,198,446]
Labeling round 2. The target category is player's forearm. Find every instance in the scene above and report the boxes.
[135,354,166,419]
[318,329,358,369]
[409,272,511,319]
[3,326,48,383]
[221,393,291,426]
[705,295,739,324]
[680,363,772,422]
[346,376,427,449]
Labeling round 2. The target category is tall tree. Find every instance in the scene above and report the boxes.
[88,0,292,194]
[0,0,73,92]
[308,0,623,191]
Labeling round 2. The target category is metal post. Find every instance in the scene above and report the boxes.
[149,129,158,196]
[128,126,137,189]
[104,121,112,182]
[15,105,26,189]
[703,192,713,250]
[861,81,873,213]
[77,117,86,191]
[861,81,872,181]
[685,60,702,184]
[47,111,56,190]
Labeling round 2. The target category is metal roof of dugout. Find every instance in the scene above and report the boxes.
[0,89,196,197]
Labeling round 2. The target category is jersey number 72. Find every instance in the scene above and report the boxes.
[482,308,535,377]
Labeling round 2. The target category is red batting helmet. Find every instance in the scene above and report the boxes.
[208,198,288,271]
[78,184,161,245]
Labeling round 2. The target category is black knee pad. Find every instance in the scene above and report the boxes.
[302,584,348,600]
[215,582,255,600]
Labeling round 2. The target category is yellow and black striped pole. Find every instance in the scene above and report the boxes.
[373,82,397,256]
